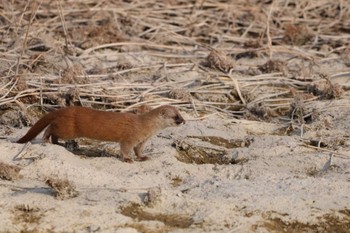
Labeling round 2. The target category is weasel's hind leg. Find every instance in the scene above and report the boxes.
[43,125,59,144]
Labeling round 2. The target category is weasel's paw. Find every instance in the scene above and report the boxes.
[123,157,134,163]
[137,156,149,162]
[65,140,79,151]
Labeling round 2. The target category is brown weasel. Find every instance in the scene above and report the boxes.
[17,105,185,162]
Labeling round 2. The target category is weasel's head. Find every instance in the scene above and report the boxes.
[157,105,185,127]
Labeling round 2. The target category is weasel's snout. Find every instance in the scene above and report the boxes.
[175,115,185,125]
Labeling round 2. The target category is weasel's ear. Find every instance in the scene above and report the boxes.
[159,108,167,117]
[134,104,153,114]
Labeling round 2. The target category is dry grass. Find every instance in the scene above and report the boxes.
[262,209,350,233]
[45,176,79,200]
[0,162,21,181]
[121,202,193,228]
[12,204,43,233]
[0,0,348,123]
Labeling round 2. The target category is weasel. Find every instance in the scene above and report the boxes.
[17,105,185,162]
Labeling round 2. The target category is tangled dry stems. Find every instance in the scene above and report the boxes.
[45,176,79,200]
[0,0,349,122]
[0,162,21,181]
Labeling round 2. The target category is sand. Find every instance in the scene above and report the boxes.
[0,99,349,232]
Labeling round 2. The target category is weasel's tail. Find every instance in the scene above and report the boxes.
[17,112,56,143]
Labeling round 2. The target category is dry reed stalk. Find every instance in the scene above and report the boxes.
[0,0,348,122]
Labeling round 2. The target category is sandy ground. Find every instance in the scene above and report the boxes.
[0,97,349,233]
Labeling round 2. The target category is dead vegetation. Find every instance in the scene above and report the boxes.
[262,209,350,233]
[0,0,348,123]
[0,162,21,181]
[12,204,43,233]
[45,176,79,200]
[169,175,183,187]
[121,202,193,230]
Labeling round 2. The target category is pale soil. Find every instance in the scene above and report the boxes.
[0,97,349,233]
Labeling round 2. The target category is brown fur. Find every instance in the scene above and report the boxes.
[17,105,185,162]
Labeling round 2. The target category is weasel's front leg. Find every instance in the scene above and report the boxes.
[120,143,133,163]
[134,141,148,161]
